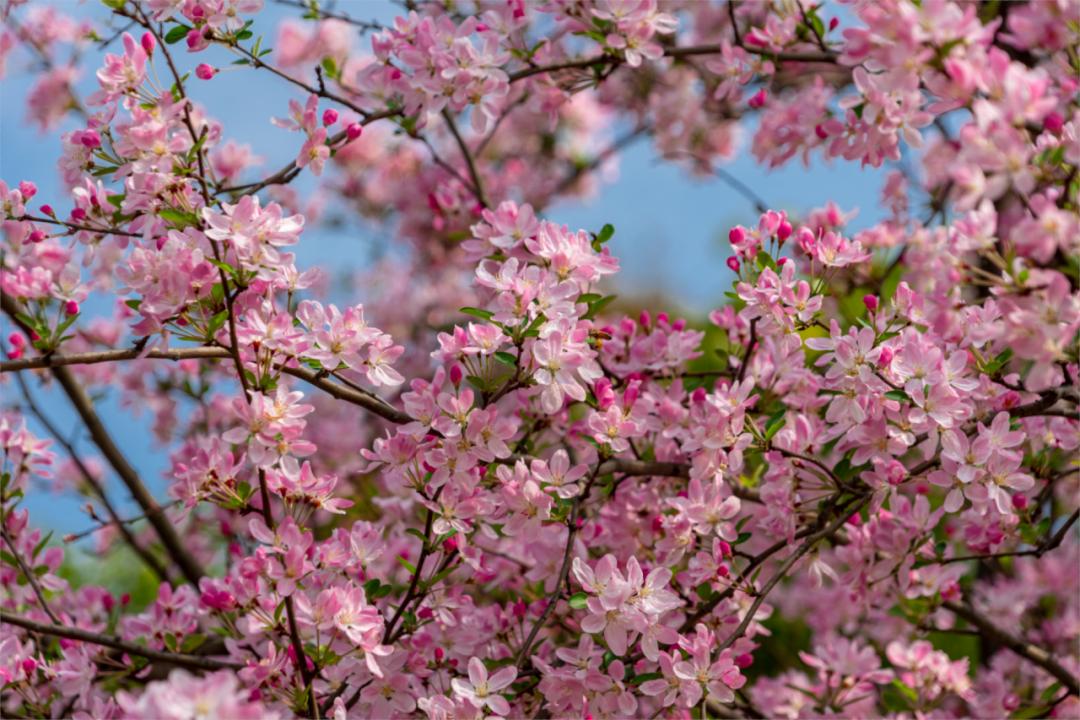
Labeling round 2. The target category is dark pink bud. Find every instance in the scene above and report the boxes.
[656,311,669,325]
[691,387,707,405]
[735,653,753,669]
[594,377,615,410]
[1044,112,1064,134]
[814,123,829,140]
[71,208,87,221]
[80,130,101,148]
[40,204,55,217]
[863,294,879,313]
[28,230,46,244]
[21,658,37,675]
[672,318,686,331]
[1012,493,1028,510]
[512,598,526,619]
[64,300,79,316]
[1003,694,1021,712]
[717,564,729,578]
[195,63,216,80]
[777,220,792,241]
[121,593,131,606]
[18,181,36,200]
[8,332,25,349]
[828,17,839,31]
[346,122,363,141]
[877,346,893,368]
[748,89,767,109]
[651,515,664,533]
[141,31,156,56]
[322,109,339,127]
[434,647,445,662]
[449,364,464,387]
[475,22,489,32]
[726,256,741,273]
[718,541,732,557]
[442,535,459,552]
[728,226,745,246]
[418,607,434,620]
[102,593,115,612]
[638,310,651,328]
[776,256,788,267]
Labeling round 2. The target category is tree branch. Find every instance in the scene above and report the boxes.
[943,600,1079,695]
[0,611,243,672]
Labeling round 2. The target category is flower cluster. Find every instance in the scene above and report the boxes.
[1,0,1077,719]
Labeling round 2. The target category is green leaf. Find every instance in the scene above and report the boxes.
[180,633,206,653]
[568,592,588,609]
[321,56,339,80]
[890,679,918,704]
[695,582,714,601]
[460,306,494,321]
[164,24,192,44]
[206,309,228,338]
[493,351,517,367]
[396,556,416,574]
[764,410,786,441]
[522,312,547,338]
[582,295,616,321]
[159,207,199,229]
[884,390,911,403]
[592,223,614,250]
[734,531,752,545]
[628,672,662,685]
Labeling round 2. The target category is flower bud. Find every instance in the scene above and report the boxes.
[322,109,339,127]
[80,130,102,148]
[346,122,364,141]
[828,17,839,30]
[1012,493,1028,510]
[748,89,767,109]
[863,294,879,313]
[195,63,216,80]
[21,658,37,676]
[141,31,156,56]
[40,204,55,217]
[726,256,740,273]
[814,123,829,140]
[777,220,792,241]
[877,346,893,368]
[64,300,80,316]
[449,364,464,387]
[187,29,211,52]
[1044,112,1064,134]
[735,653,753,669]
[638,310,651,328]
[434,647,445,662]
[728,226,746,246]
[28,230,46,244]
[18,181,37,200]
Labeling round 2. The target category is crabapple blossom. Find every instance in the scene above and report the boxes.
[1,0,1078,718]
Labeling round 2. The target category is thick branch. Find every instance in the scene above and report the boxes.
[0,611,243,672]
[1,346,411,425]
[943,601,1079,695]
[2,297,206,586]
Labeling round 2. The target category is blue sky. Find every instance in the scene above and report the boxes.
[2,1,889,533]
